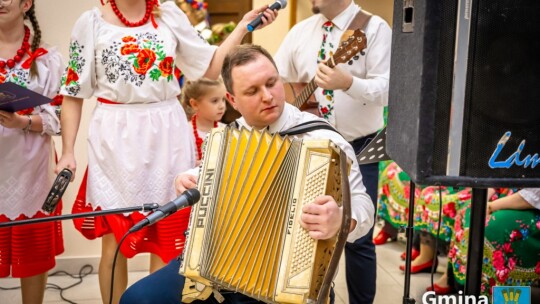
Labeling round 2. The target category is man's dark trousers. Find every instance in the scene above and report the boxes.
[346,134,379,304]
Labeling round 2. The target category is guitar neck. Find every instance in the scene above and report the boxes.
[292,58,336,109]
[292,80,317,108]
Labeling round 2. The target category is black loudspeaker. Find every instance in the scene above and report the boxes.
[387,0,540,187]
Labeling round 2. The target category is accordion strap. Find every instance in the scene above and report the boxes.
[230,120,342,137]
[317,149,352,304]
[279,120,339,136]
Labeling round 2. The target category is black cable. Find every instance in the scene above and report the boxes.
[0,264,94,304]
[46,265,94,304]
[109,232,130,304]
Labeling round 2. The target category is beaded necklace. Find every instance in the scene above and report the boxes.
[109,0,158,28]
[0,26,30,70]
[191,113,217,160]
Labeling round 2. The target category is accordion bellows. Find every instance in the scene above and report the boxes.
[180,127,351,304]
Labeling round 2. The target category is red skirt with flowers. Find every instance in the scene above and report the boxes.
[72,169,190,263]
[0,203,64,278]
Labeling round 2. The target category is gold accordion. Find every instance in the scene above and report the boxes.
[180,126,352,304]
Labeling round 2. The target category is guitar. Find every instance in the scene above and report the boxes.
[284,28,368,116]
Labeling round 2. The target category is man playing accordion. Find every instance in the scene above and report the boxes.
[121,44,374,304]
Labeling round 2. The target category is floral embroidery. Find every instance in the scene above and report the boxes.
[0,67,28,87]
[102,33,175,86]
[0,58,61,116]
[159,57,174,78]
[121,44,140,55]
[62,41,85,96]
[122,36,136,43]
[317,21,336,122]
[318,104,334,120]
[134,49,157,75]
[0,63,35,115]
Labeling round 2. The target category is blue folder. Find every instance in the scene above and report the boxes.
[0,82,53,112]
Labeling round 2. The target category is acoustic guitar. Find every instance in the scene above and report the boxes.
[284,28,368,116]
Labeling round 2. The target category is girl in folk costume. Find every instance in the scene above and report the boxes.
[171,78,226,253]
[182,78,227,162]
[0,0,65,303]
[55,0,277,302]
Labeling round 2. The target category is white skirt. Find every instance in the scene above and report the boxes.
[0,128,55,219]
[87,99,196,210]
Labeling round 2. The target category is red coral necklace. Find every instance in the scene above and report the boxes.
[0,26,30,70]
[191,114,217,160]
[109,0,157,28]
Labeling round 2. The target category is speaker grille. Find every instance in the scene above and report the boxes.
[461,0,540,178]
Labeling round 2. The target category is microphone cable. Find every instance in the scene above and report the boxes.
[0,264,94,304]
[109,231,130,304]
[107,190,199,304]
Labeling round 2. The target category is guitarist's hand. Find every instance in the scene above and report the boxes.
[315,63,353,91]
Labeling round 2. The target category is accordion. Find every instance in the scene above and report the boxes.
[180,126,352,304]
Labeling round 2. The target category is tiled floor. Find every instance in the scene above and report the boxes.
[0,225,446,303]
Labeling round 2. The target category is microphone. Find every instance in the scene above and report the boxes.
[128,188,201,233]
[247,0,287,32]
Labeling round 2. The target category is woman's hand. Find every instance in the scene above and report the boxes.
[487,201,495,215]
[0,110,29,129]
[55,153,77,182]
[239,4,279,31]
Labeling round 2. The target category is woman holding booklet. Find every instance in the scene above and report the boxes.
[0,0,65,303]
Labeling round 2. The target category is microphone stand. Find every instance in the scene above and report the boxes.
[0,202,161,304]
[464,188,488,297]
[402,182,417,304]
[0,203,160,228]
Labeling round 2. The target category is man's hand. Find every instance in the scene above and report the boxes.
[314,63,353,91]
[174,174,198,195]
[299,195,342,240]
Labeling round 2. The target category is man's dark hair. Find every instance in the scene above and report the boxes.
[221,44,278,94]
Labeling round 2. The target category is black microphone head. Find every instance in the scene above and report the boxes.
[184,188,201,205]
[247,0,287,32]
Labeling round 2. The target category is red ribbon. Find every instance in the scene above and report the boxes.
[151,14,158,29]
[21,48,48,69]
[151,0,159,29]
